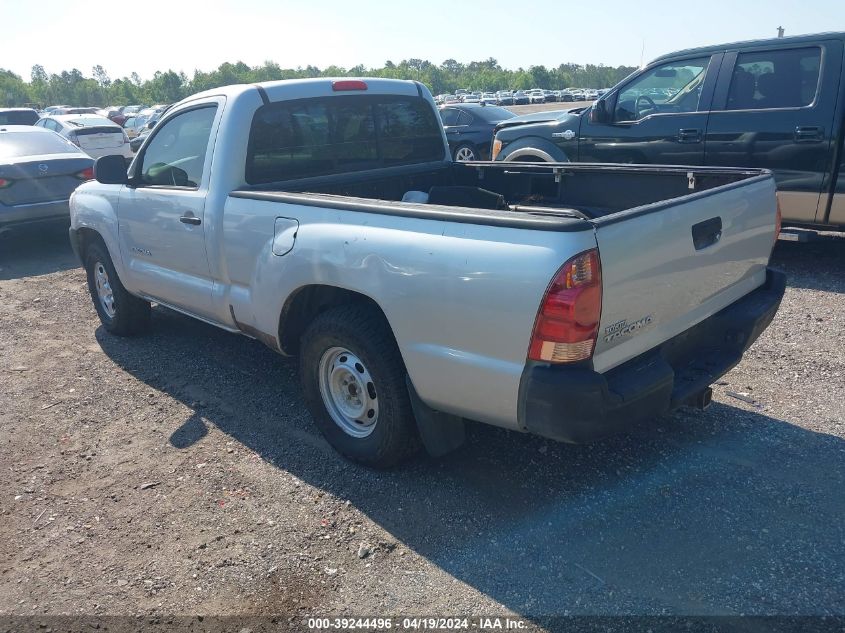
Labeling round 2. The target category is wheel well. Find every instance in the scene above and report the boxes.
[278,285,390,356]
[75,227,105,258]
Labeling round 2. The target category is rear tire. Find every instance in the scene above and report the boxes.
[84,240,150,336]
[453,143,477,162]
[299,304,420,468]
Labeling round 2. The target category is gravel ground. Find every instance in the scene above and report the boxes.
[0,224,843,626]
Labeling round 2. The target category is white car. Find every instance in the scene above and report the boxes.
[480,92,497,105]
[462,94,481,104]
[528,89,546,104]
[35,114,133,160]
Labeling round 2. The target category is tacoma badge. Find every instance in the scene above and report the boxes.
[604,315,653,343]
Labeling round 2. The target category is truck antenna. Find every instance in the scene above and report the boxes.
[777,26,785,38]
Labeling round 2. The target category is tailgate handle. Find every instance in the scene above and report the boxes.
[692,217,722,250]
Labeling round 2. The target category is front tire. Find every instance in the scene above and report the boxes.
[84,240,150,336]
[299,304,420,468]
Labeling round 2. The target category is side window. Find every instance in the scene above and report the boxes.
[726,47,821,110]
[439,108,460,126]
[140,106,217,188]
[615,57,711,121]
[34,119,45,127]
[44,119,59,132]
[456,111,473,126]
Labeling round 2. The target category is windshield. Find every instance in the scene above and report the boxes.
[0,131,78,158]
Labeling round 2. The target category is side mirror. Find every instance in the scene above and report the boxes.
[589,99,610,124]
[94,154,129,185]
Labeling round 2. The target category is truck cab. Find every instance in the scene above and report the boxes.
[493,32,845,230]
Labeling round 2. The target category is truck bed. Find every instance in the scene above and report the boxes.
[235,161,768,223]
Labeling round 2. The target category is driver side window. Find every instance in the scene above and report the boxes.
[615,57,711,121]
[140,106,217,188]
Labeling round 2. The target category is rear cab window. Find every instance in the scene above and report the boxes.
[246,95,445,184]
[726,47,821,110]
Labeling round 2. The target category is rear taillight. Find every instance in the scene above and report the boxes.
[75,167,94,181]
[0,177,12,188]
[528,249,602,363]
[332,80,368,91]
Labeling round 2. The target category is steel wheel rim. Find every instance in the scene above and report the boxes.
[94,262,116,318]
[455,146,475,161]
[318,347,379,438]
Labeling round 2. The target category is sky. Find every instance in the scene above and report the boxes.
[1,0,844,81]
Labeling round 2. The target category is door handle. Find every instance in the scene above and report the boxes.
[691,216,722,250]
[179,214,202,226]
[677,128,702,144]
[794,126,823,143]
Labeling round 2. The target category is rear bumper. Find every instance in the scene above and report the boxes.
[0,199,70,226]
[518,267,786,443]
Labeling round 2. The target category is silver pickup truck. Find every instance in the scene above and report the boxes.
[69,78,785,467]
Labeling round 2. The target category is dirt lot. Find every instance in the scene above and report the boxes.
[0,224,844,625]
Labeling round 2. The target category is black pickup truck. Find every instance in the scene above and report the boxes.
[492,32,845,230]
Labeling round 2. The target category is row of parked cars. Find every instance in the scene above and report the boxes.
[1,103,172,156]
[0,102,172,233]
[435,88,604,106]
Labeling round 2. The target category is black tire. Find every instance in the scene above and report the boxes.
[299,303,420,468]
[452,143,477,162]
[84,240,150,336]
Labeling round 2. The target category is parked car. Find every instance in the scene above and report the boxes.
[528,90,546,104]
[512,91,530,105]
[492,31,845,230]
[122,115,147,139]
[442,94,460,105]
[34,114,133,161]
[51,107,100,115]
[98,108,126,127]
[43,105,70,115]
[439,103,516,161]
[70,77,783,467]
[0,108,39,126]
[480,92,498,105]
[495,91,514,106]
[0,126,93,230]
[559,90,575,102]
[462,93,481,104]
[129,106,172,152]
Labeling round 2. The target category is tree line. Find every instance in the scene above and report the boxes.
[0,58,638,108]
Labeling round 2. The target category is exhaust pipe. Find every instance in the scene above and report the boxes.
[690,387,713,410]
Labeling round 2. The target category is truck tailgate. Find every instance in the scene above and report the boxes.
[590,174,777,374]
